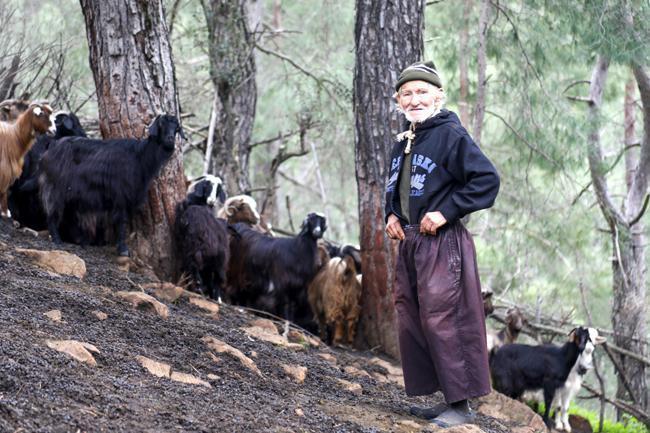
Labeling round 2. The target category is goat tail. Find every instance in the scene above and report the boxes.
[488,345,498,366]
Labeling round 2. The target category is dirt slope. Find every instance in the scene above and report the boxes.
[0,219,541,433]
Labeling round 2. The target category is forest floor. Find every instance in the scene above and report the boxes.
[0,218,545,433]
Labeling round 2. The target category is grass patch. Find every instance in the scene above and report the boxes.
[526,401,649,433]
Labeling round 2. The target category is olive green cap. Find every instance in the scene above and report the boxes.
[395,61,442,91]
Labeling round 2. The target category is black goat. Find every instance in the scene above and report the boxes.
[228,212,327,325]
[8,112,87,231]
[489,327,592,429]
[175,179,230,301]
[39,114,184,256]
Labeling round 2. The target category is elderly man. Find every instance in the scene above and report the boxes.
[384,61,500,428]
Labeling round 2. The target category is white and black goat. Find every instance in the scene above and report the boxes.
[489,326,597,429]
[8,112,87,231]
[39,114,184,256]
[551,328,606,432]
[227,212,327,327]
[175,178,230,301]
[187,174,226,209]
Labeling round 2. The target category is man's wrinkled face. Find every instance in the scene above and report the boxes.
[397,80,443,123]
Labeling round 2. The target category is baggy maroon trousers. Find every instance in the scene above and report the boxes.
[394,222,491,403]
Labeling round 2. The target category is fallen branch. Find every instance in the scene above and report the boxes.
[582,383,650,427]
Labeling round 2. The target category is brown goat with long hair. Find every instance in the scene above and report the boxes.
[0,99,30,122]
[308,255,362,346]
[0,103,54,216]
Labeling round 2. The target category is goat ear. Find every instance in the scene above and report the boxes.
[63,116,74,131]
[148,116,161,138]
[343,256,356,278]
[194,181,206,197]
[568,328,578,342]
[177,125,187,140]
[594,335,607,345]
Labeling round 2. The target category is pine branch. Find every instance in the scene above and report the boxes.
[254,43,345,111]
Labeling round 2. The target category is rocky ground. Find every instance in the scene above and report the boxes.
[0,219,546,433]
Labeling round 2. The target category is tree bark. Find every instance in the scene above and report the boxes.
[458,0,471,128]
[80,0,185,279]
[272,0,281,30]
[200,0,257,196]
[472,0,489,145]
[624,77,637,191]
[619,4,650,411]
[586,54,648,412]
[354,0,425,358]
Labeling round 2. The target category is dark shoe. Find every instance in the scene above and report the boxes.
[409,403,449,419]
[431,408,475,428]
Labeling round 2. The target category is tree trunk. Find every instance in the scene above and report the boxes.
[200,0,257,196]
[587,55,649,412]
[624,77,637,191]
[620,4,650,410]
[272,0,281,30]
[458,0,471,128]
[472,0,489,145]
[354,0,425,358]
[620,63,650,412]
[80,0,185,280]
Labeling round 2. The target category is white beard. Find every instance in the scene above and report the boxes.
[404,105,441,123]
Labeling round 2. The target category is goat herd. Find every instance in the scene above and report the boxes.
[0,99,363,349]
[1,100,605,431]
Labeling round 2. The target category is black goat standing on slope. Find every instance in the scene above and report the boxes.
[228,212,327,329]
[175,179,229,301]
[39,114,184,256]
[489,326,592,429]
[9,112,87,231]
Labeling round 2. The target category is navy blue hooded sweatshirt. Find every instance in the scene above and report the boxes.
[384,109,500,225]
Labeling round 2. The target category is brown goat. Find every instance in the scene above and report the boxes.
[217,195,260,224]
[0,103,54,216]
[217,194,274,235]
[482,289,495,316]
[486,307,527,352]
[308,255,362,346]
[0,99,30,122]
